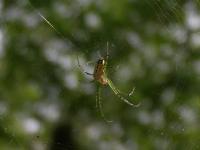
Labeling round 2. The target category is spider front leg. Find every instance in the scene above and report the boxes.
[104,42,109,68]
[84,72,93,76]
[77,55,93,76]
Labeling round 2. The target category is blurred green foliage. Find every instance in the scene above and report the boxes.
[1,0,200,149]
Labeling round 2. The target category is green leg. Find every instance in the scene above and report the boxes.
[96,85,113,123]
[107,78,140,107]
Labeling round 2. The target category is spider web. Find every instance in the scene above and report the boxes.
[1,0,200,149]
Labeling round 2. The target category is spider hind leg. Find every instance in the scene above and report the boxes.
[96,86,113,123]
[107,78,141,107]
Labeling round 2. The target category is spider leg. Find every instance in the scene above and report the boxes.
[86,61,95,66]
[107,78,140,107]
[105,42,109,68]
[106,42,109,60]
[85,72,93,76]
[128,87,135,96]
[96,85,113,123]
[97,51,103,60]
[77,55,93,76]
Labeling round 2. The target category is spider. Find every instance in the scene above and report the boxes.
[30,8,140,122]
[77,43,140,122]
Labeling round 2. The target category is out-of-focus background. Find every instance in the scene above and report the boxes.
[1,0,200,149]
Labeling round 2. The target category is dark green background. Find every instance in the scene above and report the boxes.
[1,0,200,149]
